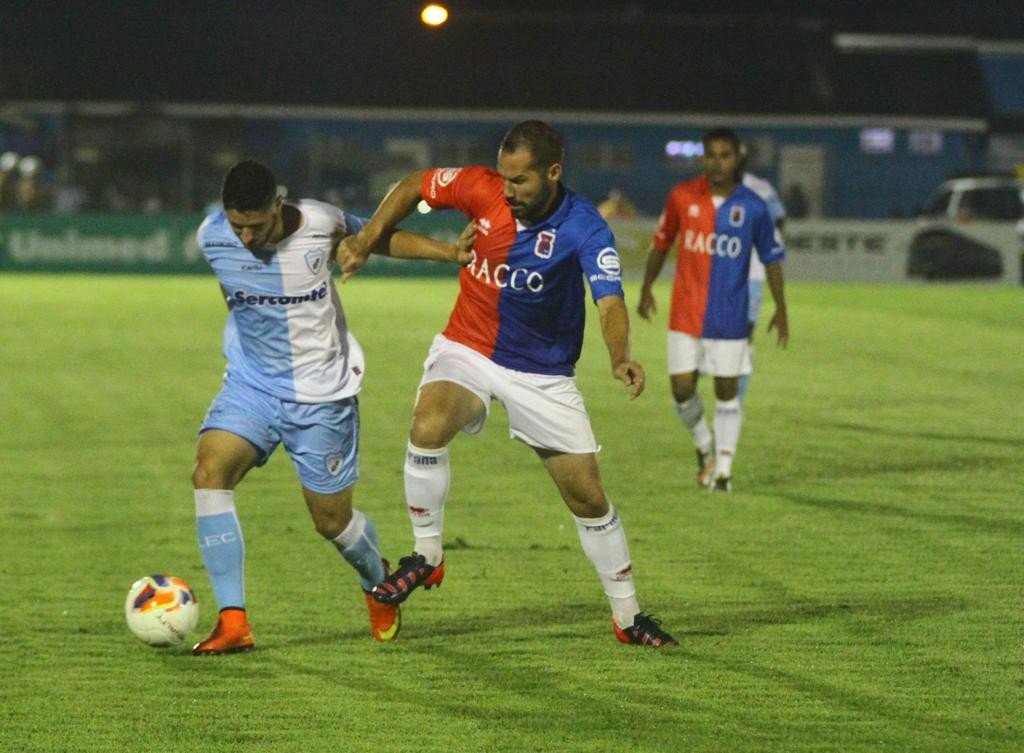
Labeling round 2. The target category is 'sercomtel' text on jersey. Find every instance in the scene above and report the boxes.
[196,199,366,402]
[653,176,785,339]
[422,166,624,376]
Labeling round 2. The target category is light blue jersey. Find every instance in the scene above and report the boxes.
[745,174,782,288]
[738,174,786,401]
[197,199,366,402]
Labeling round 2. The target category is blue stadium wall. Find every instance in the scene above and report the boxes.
[3,107,986,221]
[266,115,983,219]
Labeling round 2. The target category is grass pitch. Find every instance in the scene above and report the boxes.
[1,274,1022,753]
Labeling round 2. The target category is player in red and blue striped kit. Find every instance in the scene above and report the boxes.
[341,121,676,647]
[638,128,789,492]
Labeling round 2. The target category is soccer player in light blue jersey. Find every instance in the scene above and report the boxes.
[191,160,472,654]
[740,168,787,402]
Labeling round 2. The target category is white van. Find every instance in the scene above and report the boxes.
[909,176,1023,281]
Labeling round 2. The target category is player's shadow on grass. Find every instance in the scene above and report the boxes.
[677,592,968,637]
[778,491,1024,536]
[274,601,632,649]
[274,591,965,650]
[818,420,1024,448]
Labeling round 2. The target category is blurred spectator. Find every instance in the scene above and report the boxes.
[52,168,86,214]
[0,151,19,210]
[14,156,49,211]
[103,182,129,212]
[597,187,637,220]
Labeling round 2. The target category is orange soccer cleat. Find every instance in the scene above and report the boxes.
[363,589,401,641]
[363,557,401,641]
[192,607,255,655]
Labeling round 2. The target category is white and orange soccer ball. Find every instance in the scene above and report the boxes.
[124,574,199,647]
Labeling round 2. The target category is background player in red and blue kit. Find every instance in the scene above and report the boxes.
[638,128,789,492]
[341,121,676,647]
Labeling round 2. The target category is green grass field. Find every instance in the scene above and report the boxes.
[2,274,1022,753]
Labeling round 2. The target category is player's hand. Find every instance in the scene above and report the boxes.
[338,233,374,283]
[453,222,476,266]
[636,287,657,321]
[613,360,646,399]
[767,307,789,348]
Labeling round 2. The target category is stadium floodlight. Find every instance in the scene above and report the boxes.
[421,4,449,27]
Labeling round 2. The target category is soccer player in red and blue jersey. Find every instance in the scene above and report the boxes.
[638,128,789,492]
[341,121,676,647]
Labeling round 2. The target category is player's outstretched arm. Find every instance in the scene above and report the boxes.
[637,246,668,321]
[597,294,645,400]
[385,222,475,265]
[765,262,789,347]
[338,169,429,282]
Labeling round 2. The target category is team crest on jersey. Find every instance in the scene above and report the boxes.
[534,230,556,259]
[429,167,462,198]
[325,453,343,476]
[305,249,325,274]
[729,206,745,227]
[436,167,462,187]
[596,247,621,276]
[688,204,700,217]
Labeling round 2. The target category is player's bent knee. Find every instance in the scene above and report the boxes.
[670,374,698,403]
[714,378,740,401]
[302,487,354,540]
[312,516,343,540]
[307,501,352,539]
[409,413,456,449]
[566,494,610,519]
[192,457,239,490]
[672,386,696,403]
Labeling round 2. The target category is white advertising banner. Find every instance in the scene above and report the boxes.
[609,218,1022,284]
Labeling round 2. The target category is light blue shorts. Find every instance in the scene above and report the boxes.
[200,378,359,494]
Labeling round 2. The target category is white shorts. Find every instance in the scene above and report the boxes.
[418,334,599,454]
[667,331,751,377]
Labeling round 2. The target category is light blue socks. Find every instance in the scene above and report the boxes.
[195,489,245,610]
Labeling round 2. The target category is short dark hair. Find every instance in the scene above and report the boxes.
[221,159,278,212]
[500,120,564,171]
[702,127,742,154]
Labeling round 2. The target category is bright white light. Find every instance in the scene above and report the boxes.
[421,4,449,27]
[665,140,703,158]
[860,128,895,154]
[416,200,432,214]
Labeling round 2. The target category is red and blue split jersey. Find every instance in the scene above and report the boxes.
[422,166,624,376]
[652,176,785,339]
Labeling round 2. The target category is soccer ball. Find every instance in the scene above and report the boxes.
[124,574,199,647]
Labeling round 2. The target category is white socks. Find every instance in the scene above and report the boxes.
[404,442,449,566]
[678,393,743,478]
[574,506,640,629]
[675,394,713,454]
[713,398,742,478]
